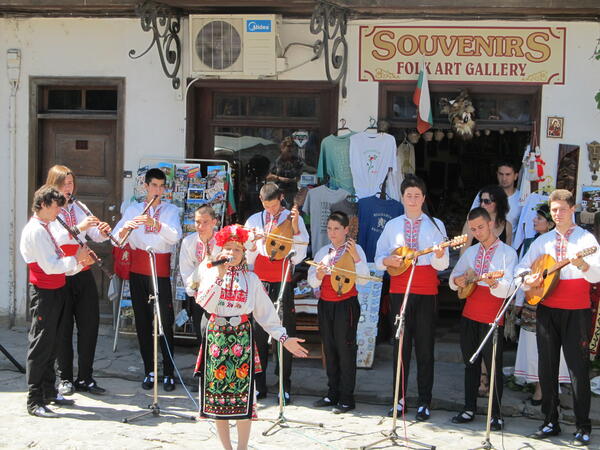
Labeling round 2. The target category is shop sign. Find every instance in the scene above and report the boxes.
[359,26,566,84]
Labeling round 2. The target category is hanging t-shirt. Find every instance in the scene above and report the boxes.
[349,132,399,200]
[303,185,350,253]
[317,133,356,194]
[330,198,358,241]
[357,195,404,262]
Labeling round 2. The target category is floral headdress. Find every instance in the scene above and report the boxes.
[214,224,249,247]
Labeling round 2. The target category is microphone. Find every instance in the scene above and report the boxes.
[514,269,531,280]
[207,256,233,268]
[285,249,297,260]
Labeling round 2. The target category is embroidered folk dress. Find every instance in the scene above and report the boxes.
[194,264,287,420]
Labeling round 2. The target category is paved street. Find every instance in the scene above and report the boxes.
[1,324,598,449]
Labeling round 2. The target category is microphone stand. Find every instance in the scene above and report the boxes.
[123,248,196,424]
[362,259,435,450]
[261,254,324,436]
[469,276,523,450]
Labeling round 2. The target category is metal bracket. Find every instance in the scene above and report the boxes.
[129,1,182,90]
[310,0,349,98]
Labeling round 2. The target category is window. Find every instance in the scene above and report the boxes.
[44,87,118,112]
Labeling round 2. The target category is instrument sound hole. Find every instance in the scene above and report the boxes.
[279,245,285,251]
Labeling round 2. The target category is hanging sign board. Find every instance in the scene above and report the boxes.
[359,26,566,84]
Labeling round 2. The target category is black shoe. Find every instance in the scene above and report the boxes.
[332,403,355,414]
[387,402,405,417]
[30,405,58,418]
[313,397,336,408]
[527,396,542,406]
[571,429,591,447]
[256,390,267,400]
[141,373,154,390]
[278,392,291,405]
[490,417,504,431]
[529,422,561,439]
[163,376,175,392]
[452,411,475,424]
[415,405,430,422]
[57,380,74,396]
[75,379,106,395]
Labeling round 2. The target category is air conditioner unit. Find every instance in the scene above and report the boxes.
[189,14,281,77]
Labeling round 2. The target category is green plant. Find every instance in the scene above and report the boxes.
[595,41,600,110]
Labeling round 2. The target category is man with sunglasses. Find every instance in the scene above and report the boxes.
[470,162,522,235]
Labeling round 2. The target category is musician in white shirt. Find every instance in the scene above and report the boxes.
[179,204,220,344]
[516,189,600,446]
[46,165,111,397]
[449,207,517,431]
[375,175,448,421]
[113,168,182,392]
[243,182,309,403]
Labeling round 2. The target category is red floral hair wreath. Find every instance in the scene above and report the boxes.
[214,224,249,247]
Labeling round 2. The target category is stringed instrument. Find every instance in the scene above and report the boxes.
[457,269,505,299]
[306,257,382,295]
[525,246,597,305]
[264,205,300,261]
[387,234,468,277]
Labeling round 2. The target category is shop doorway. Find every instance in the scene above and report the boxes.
[29,78,125,311]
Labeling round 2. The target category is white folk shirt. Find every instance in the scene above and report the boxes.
[374,214,449,271]
[196,264,287,341]
[515,226,600,284]
[54,201,109,246]
[20,217,82,276]
[112,201,182,253]
[180,232,221,297]
[449,240,518,299]
[244,209,309,267]
[308,243,370,289]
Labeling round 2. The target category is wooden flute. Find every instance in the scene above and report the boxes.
[71,197,120,246]
[117,195,159,248]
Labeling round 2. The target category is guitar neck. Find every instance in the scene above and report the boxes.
[548,256,580,275]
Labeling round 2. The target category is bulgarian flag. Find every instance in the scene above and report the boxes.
[413,66,433,134]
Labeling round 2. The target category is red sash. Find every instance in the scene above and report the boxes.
[390,265,439,295]
[130,248,171,278]
[319,274,358,302]
[28,263,66,289]
[462,284,504,325]
[60,244,91,272]
[542,278,590,309]
[253,254,292,283]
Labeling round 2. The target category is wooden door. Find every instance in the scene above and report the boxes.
[40,118,121,308]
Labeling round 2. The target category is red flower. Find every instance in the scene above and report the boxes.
[214,365,227,380]
[214,225,249,247]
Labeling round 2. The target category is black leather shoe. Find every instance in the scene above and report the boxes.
[387,402,405,417]
[490,417,504,431]
[142,373,154,390]
[452,411,475,424]
[529,422,561,439]
[313,397,336,408]
[163,376,175,392]
[415,405,430,422]
[571,429,591,447]
[332,404,355,414]
[75,379,106,395]
[30,405,58,418]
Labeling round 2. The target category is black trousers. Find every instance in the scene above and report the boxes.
[390,293,436,406]
[56,270,100,383]
[186,294,206,345]
[129,272,175,377]
[26,284,65,412]
[318,296,361,406]
[459,316,504,415]
[537,304,591,433]
[254,281,296,394]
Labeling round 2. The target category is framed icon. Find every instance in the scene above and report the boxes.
[546,116,564,139]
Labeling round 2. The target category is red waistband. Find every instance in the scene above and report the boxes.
[542,278,590,309]
[254,254,292,282]
[130,248,171,277]
[390,265,439,295]
[28,262,66,289]
[319,274,358,301]
[61,244,90,272]
[462,284,504,325]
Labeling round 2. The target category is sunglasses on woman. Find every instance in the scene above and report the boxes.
[480,197,495,205]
